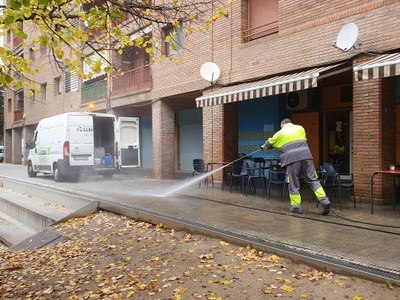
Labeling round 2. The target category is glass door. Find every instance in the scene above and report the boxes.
[323,111,352,174]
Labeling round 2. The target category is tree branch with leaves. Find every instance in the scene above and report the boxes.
[0,0,230,89]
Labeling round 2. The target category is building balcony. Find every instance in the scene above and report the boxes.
[13,36,23,49]
[14,109,24,122]
[112,65,152,97]
[82,78,108,103]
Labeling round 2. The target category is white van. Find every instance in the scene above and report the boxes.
[25,112,139,181]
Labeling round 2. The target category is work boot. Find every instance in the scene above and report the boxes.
[319,198,331,215]
[289,205,302,214]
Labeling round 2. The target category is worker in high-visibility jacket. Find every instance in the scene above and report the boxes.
[261,118,331,215]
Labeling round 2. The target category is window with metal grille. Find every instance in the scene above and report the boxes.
[64,69,78,93]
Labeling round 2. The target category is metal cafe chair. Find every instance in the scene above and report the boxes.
[267,165,287,200]
[319,163,342,210]
[192,159,214,188]
[245,165,267,197]
[229,159,246,193]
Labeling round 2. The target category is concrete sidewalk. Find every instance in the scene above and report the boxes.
[1,164,400,283]
[102,168,400,284]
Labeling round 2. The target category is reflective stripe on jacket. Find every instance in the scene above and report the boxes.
[264,123,313,167]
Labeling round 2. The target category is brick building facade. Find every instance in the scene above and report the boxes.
[3,0,400,204]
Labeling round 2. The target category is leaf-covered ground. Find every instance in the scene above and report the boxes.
[0,211,398,300]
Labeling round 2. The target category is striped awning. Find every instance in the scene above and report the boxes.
[195,64,343,108]
[353,53,400,81]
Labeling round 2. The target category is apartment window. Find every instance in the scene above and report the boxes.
[30,90,36,102]
[64,69,78,93]
[41,83,47,101]
[29,47,35,60]
[244,0,279,42]
[54,77,62,95]
[15,90,24,110]
[7,98,12,113]
[40,44,47,56]
[162,23,183,56]
[6,30,11,44]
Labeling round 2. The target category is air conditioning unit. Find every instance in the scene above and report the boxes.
[286,90,310,111]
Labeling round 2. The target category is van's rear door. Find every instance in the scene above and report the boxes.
[118,117,140,168]
[68,114,94,166]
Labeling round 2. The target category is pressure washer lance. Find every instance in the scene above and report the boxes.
[221,148,264,169]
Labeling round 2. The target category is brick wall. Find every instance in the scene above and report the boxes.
[4,0,400,184]
[352,55,397,202]
[152,100,175,179]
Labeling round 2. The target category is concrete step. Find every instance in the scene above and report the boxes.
[0,210,37,246]
[0,187,75,247]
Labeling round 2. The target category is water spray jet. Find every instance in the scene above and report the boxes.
[159,149,263,197]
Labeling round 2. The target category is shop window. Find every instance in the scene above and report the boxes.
[243,0,279,42]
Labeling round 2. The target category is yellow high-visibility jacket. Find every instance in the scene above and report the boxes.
[262,123,313,167]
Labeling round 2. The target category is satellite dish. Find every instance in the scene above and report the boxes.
[200,62,221,84]
[334,23,361,52]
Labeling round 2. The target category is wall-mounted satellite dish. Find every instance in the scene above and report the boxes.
[200,62,221,84]
[333,23,362,52]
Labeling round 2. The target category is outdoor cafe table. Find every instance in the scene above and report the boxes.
[370,170,400,214]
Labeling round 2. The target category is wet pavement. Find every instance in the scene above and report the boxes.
[0,163,399,283]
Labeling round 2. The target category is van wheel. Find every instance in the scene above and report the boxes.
[53,164,64,182]
[27,162,37,177]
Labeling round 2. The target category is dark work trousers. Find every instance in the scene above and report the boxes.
[285,159,327,206]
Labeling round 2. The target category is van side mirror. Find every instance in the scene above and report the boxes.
[25,140,36,149]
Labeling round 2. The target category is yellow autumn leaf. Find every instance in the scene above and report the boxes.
[353,297,365,300]
[280,285,295,292]
[82,34,88,42]
[301,294,308,298]
[126,290,135,297]
[268,255,281,264]
[220,241,230,246]
[264,289,272,294]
